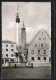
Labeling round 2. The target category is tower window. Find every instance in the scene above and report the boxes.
[38,57,40,60]
[6,49,8,51]
[31,57,34,61]
[6,54,8,57]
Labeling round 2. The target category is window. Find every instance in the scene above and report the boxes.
[38,57,40,60]
[44,50,46,54]
[11,49,14,51]
[10,59,14,62]
[6,49,8,51]
[11,54,14,57]
[39,38,41,40]
[11,45,13,47]
[41,44,43,47]
[35,44,37,47]
[6,54,8,57]
[44,50,46,52]
[38,50,40,52]
[31,57,34,61]
[44,52,45,54]
[43,57,46,61]
[6,45,8,47]
[38,50,40,54]
[32,50,34,54]
[43,38,46,40]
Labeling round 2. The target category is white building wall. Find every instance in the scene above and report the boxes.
[2,43,16,58]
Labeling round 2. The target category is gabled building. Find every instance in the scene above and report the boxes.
[28,29,51,66]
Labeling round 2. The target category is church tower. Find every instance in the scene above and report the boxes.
[15,6,20,47]
[21,21,26,49]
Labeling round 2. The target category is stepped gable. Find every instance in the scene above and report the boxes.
[28,29,51,46]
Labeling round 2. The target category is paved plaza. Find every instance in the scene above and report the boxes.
[2,66,51,79]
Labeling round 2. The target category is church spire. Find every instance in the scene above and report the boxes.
[16,5,20,23]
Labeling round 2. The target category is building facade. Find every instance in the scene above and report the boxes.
[28,29,51,66]
[2,40,16,66]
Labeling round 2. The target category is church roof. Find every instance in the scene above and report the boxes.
[2,40,16,44]
[28,29,51,46]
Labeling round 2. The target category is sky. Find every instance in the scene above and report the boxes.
[2,2,51,44]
